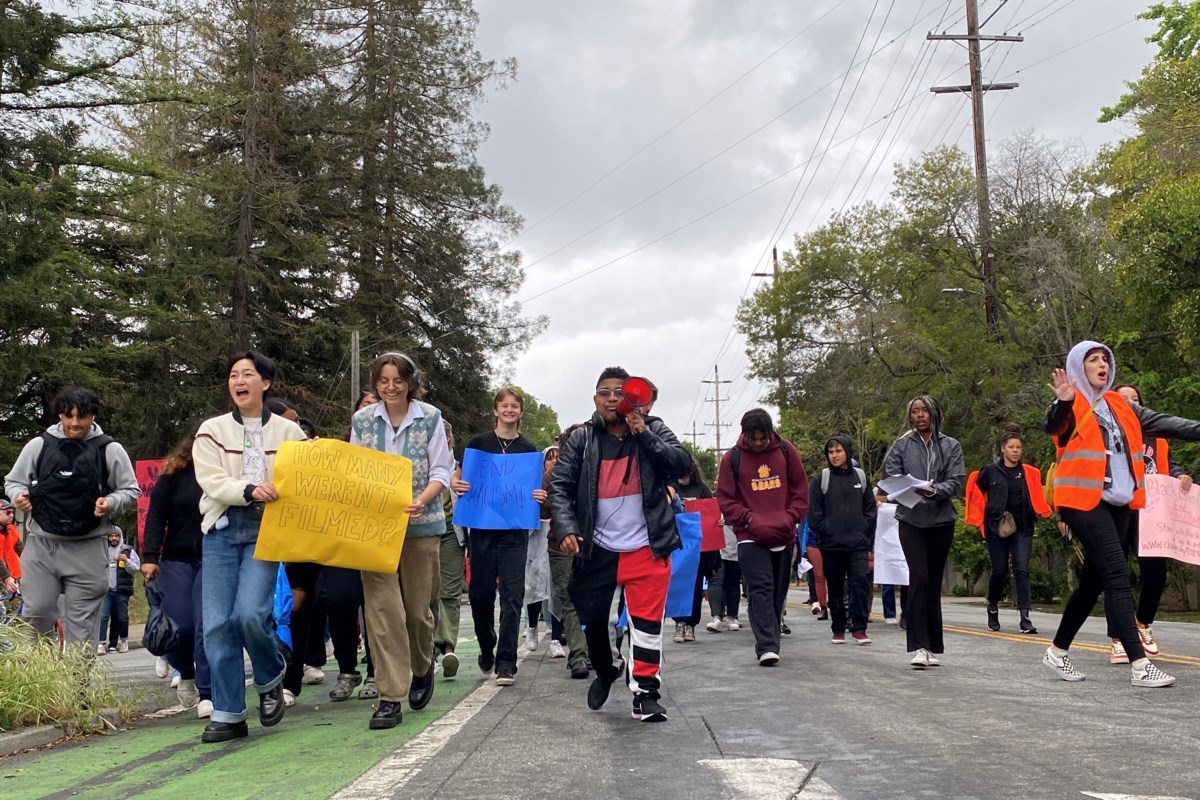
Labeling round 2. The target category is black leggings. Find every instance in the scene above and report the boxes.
[1056,502,1144,660]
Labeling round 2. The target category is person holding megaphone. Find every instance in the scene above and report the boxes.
[550,367,692,723]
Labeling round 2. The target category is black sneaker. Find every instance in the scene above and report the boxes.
[569,660,590,679]
[587,676,614,710]
[478,650,495,674]
[987,608,1001,631]
[816,609,828,621]
[631,693,667,722]
[781,622,792,636]
[1019,618,1038,635]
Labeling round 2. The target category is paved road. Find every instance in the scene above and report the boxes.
[4,592,1200,799]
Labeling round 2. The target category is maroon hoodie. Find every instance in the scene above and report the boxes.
[717,431,809,548]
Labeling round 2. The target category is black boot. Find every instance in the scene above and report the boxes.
[258,685,286,727]
[408,657,436,711]
[369,700,403,729]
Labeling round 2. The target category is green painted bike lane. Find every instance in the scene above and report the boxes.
[0,659,486,800]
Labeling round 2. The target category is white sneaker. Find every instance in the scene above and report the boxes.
[548,639,567,659]
[884,617,899,625]
[282,688,296,707]
[758,651,780,666]
[925,651,940,667]
[1109,639,1129,664]
[1042,647,1086,682]
[154,656,170,678]
[525,626,538,652]
[302,665,325,684]
[910,649,930,669]
[96,643,107,656]
[196,700,213,719]
[1138,625,1160,657]
[170,671,181,688]
[705,616,727,633]
[1131,660,1175,688]
[116,637,129,654]
[177,678,200,708]
[727,619,741,631]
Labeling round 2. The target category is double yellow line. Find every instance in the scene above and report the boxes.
[941,623,1200,669]
[784,600,1200,668]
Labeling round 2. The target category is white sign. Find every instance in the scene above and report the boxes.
[873,503,909,586]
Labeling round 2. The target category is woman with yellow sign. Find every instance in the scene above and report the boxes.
[350,353,453,730]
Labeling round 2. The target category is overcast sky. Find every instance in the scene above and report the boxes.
[471,0,1156,450]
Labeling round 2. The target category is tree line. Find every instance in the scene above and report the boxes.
[736,3,1200,603]
[0,0,542,469]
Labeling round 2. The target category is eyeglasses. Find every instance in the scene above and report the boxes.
[596,389,625,400]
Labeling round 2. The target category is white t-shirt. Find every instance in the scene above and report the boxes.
[241,417,266,484]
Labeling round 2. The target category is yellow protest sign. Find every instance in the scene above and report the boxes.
[254,439,412,572]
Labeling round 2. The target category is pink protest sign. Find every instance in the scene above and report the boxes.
[1138,474,1200,566]
[135,459,165,551]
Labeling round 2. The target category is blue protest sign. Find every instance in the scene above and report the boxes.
[664,511,702,618]
[452,449,544,530]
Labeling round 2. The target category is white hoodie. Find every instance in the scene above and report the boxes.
[1064,340,1134,505]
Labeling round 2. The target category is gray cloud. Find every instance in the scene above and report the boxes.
[474,0,1156,448]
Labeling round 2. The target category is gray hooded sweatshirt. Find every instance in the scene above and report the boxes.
[3,422,140,541]
[881,397,966,527]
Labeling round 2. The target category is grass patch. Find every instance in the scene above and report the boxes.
[0,619,123,733]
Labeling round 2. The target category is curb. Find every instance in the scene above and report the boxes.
[0,724,62,757]
[1,685,180,758]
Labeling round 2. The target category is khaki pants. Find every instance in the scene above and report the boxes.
[361,535,440,702]
[434,531,465,650]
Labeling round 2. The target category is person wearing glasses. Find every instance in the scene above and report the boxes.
[550,367,692,723]
[351,353,452,729]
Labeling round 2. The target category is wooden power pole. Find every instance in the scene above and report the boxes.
[703,365,732,457]
[752,247,787,412]
[929,0,1021,337]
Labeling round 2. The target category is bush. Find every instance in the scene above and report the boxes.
[0,619,121,732]
[951,585,968,597]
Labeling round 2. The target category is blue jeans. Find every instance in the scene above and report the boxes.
[881,585,896,619]
[202,506,285,724]
[99,590,130,645]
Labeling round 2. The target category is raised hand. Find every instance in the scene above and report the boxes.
[1048,368,1077,403]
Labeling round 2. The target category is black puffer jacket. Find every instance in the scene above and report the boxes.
[549,411,692,560]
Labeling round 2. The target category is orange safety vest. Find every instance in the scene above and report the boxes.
[0,523,19,580]
[964,465,1053,536]
[1052,391,1145,512]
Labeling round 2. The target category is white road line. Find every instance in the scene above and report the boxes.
[331,642,520,800]
[1081,793,1195,800]
[698,757,845,799]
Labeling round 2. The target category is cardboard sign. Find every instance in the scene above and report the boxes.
[452,450,544,530]
[684,497,725,552]
[135,459,165,550]
[255,439,412,572]
[1139,474,1200,566]
[872,503,909,586]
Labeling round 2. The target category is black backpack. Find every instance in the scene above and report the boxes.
[29,432,113,537]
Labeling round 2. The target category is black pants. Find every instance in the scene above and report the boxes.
[283,562,322,695]
[321,566,370,676]
[821,548,870,634]
[738,542,791,657]
[467,530,528,673]
[1058,503,1144,660]
[898,522,954,653]
[1120,514,1168,627]
[986,531,1033,609]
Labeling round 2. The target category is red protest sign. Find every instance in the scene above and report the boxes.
[135,459,165,551]
[685,497,724,552]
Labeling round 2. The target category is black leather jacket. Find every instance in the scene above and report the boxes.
[549,412,692,560]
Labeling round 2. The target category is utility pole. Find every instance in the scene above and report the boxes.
[686,421,702,450]
[752,247,787,412]
[703,365,732,458]
[350,329,361,405]
[929,0,1021,337]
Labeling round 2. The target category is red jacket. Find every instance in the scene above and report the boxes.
[0,523,20,580]
[717,432,809,548]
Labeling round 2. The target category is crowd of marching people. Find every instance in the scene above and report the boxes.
[4,337,1200,742]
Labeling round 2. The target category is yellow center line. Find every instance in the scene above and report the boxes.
[784,602,1200,667]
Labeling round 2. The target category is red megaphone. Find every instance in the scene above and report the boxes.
[615,377,652,417]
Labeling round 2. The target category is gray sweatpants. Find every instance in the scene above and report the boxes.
[21,534,109,646]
